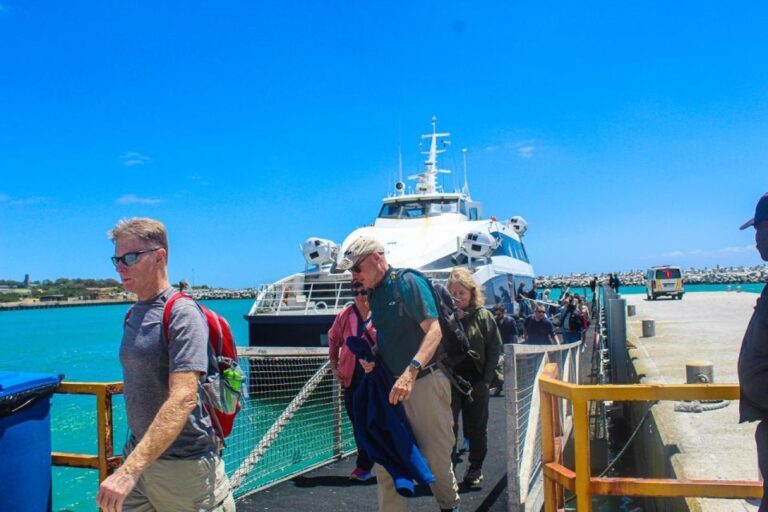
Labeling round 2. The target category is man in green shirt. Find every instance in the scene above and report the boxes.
[338,236,460,512]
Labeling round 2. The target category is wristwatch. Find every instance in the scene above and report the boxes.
[409,359,422,371]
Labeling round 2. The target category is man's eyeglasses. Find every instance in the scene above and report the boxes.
[111,248,161,268]
[351,254,372,274]
[535,309,546,314]
[352,289,368,297]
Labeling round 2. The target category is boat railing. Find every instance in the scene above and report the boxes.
[249,281,355,316]
[538,363,761,511]
[50,348,355,502]
[52,382,124,483]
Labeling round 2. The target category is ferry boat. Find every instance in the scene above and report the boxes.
[245,117,535,347]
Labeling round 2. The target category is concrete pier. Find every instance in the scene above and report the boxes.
[625,291,762,512]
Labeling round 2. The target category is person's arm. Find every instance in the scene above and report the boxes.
[483,314,502,386]
[96,370,201,511]
[388,317,441,405]
[327,310,346,380]
[548,319,561,345]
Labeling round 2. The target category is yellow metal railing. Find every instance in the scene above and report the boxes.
[539,363,762,511]
[52,382,124,483]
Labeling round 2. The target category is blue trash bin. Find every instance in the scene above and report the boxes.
[0,371,63,512]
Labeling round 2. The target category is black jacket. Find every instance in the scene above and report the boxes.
[738,284,768,422]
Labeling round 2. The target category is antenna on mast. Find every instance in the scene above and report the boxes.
[462,148,470,196]
[398,144,403,183]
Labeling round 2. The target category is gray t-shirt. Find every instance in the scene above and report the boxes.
[120,287,216,459]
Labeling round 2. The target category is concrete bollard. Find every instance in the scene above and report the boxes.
[686,361,714,384]
[642,319,656,337]
[627,305,636,317]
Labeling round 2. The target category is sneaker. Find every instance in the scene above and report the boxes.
[350,467,374,482]
[463,466,483,486]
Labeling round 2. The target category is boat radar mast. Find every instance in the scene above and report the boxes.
[408,116,453,195]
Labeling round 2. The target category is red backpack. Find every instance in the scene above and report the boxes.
[162,293,243,440]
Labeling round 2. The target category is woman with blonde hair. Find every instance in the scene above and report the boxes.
[446,267,502,487]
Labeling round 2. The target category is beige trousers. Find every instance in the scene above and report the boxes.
[123,452,235,512]
[376,369,460,511]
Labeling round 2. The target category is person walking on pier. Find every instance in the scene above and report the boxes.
[737,192,768,511]
[493,304,519,344]
[327,280,376,482]
[447,268,502,487]
[98,218,234,512]
[524,304,559,345]
[338,236,460,512]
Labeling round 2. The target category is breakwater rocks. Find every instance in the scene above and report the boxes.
[536,265,768,289]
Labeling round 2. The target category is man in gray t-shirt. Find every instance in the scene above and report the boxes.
[97,218,235,512]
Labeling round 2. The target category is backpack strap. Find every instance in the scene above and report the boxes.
[162,292,192,343]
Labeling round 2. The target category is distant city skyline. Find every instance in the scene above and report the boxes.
[1,1,766,288]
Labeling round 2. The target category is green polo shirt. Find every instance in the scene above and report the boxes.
[369,268,439,376]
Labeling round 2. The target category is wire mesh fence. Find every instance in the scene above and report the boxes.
[226,347,356,499]
[505,340,582,511]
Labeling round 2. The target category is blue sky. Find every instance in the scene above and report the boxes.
[1,1,766,288]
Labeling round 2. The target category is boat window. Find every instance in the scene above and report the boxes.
[459,200,467,216]
[379,199,461,219]
[378,204,402,218]
[403,202,427,218]
[484,275,513,308]
[469,207,479,221]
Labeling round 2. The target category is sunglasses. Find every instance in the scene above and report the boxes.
[352,289,368,297]
[111,247,160,268]
[535,310,546,314]
[351,254,372,274]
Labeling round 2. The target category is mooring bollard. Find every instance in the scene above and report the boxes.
[627,305,636,316]
[686,361,714,384]
[642,319,655,337]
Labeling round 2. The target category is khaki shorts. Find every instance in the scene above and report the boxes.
[124,453,235,512]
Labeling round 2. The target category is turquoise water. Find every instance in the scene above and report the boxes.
[0,299,253,512]
[1,285,764,510]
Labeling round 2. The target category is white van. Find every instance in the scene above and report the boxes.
[645,266,684,300]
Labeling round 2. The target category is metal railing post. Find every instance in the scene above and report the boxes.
[608,297,627,384]
[505,343,522,511]
[539,367,556,512]
[573,395,592,512]
[332,374,343,458]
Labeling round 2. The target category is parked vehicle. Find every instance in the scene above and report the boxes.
[645,266,684,300]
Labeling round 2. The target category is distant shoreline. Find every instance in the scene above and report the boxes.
[0,296,251,312]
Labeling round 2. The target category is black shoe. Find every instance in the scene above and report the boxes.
[463,466,483,486]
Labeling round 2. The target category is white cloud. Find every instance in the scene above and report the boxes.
[10,197,46,206]
[719,245,754,254]
[116,194,162,205]
[187,175,209,186]
[120,151,151,167]
[0,194,46,206]
[661,250,685,257]
[516,144,535,159]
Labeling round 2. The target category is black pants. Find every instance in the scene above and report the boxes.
[342,382,374,472]
[451,381,490,470]
[756,420,768,511]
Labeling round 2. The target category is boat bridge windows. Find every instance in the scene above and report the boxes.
[378,198,467,219]
[490,232,530,263]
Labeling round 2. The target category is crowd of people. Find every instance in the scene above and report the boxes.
[102,219,597,512]
[98,191,768,511]
[326,236,596,511]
